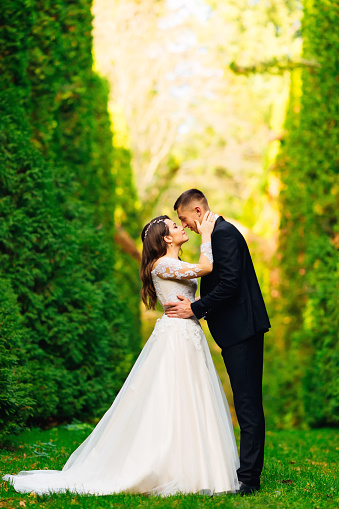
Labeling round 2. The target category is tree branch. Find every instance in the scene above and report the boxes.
[230,58,321,76]
[114,226,141,263]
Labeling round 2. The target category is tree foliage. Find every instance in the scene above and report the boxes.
[92,0,302,230]
[113,145,142,352]
[0,0,140,436]
[268,0,339,427]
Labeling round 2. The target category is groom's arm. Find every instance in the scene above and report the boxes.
[191,229,241,320]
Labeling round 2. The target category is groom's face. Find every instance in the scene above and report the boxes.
[176,205,201,234]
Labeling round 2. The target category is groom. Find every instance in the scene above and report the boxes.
[164,189,270,495]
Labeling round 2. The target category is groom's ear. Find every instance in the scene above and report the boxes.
[194,206,202,217]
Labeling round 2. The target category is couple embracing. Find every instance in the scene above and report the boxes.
[4,189,270,497]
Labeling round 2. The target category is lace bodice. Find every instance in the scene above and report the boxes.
[151,243,213,308]
[150,259,200,349]
[149,243,213,350]
[151,258,198,308]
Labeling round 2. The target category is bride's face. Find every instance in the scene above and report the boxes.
[165,219,189,247]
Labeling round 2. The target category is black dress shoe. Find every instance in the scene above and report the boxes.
[238,481,260,495]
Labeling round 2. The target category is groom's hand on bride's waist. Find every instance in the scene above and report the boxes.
[164,295,194,318]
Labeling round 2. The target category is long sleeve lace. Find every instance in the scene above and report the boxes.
[152,243,213,281]
[200,242,213,264]
[152,258,202,280]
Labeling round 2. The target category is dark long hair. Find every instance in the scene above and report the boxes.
[140,215,170,310]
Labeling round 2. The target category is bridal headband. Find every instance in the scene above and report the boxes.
[143,219,166,240]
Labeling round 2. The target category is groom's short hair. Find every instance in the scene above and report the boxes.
[174,189,209,211]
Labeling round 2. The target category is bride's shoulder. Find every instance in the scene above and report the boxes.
[153,256,168,266]
[152,257,182,274]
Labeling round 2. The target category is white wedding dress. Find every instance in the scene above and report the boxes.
[3,248,240,496]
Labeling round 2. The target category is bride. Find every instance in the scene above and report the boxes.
[3,212,240,496]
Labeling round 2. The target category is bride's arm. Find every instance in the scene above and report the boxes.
[152,251,211,280]
[193,210,215,273]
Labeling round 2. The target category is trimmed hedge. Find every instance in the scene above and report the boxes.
[271,0,338,427]
[113,146,142,353]
[0,0,140,435]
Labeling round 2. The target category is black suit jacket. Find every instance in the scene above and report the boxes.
[191,216,270,348]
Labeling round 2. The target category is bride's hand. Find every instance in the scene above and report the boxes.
[195,211,216,237]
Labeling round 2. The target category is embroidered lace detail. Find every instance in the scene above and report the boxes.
[152,258,202,280]
[200,242,213,264]
[150,315,203,350]
[152,270,197,309]
[150,257,203,349]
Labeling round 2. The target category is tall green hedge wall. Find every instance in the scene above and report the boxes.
[113,147,142,353]
[270,0,338,427]
[0,0,140,436]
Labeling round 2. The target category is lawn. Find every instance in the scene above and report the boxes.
[0,426,337,509]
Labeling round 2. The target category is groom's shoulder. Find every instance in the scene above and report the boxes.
[215,217,240,235]
[214,217,246,243]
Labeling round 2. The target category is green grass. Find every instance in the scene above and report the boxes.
[0,426,338,508]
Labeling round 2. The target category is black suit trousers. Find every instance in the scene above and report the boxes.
[221,332,265,487]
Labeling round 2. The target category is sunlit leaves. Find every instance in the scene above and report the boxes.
[270,0,338,427]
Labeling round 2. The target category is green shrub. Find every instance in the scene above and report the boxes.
[0,0,140,435]
[0,93,133,429]
[270,0,338,427]
[0,277,34,435]
[114,147,142,354]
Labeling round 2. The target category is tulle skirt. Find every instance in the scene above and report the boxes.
[3,315,239,496]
